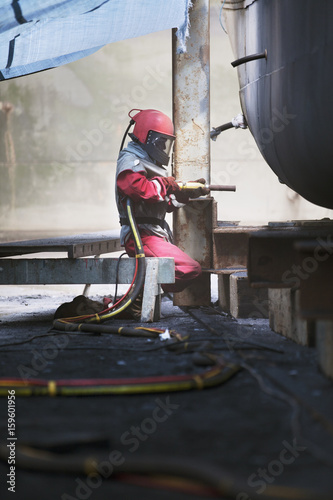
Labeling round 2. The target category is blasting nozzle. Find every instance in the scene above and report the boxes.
[177,182,236,192]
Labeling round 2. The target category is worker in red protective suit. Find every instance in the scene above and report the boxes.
[115,108,208,301]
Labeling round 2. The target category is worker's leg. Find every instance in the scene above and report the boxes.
[125,232,202,293]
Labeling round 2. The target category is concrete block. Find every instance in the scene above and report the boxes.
[229,271,269,319]
[268,288,315,346]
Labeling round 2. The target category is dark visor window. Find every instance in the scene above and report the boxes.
[147,131,174,156]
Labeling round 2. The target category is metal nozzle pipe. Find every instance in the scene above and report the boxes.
[207,184,236,192]
[178,182,236,192]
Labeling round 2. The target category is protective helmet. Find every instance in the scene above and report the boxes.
[128,109,175,166]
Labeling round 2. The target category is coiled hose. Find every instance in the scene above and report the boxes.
[53,198,145,331]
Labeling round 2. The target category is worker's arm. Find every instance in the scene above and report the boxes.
[117,170,168,203]
[117,170,208,205]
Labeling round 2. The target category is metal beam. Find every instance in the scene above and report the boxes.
[295,240,333,320]
[248,226,333,288]
[173,198,214,306]
[172,0,211,306]
[213,224,267,269]
[0,231,121,258]
[0,258,175,285]
[172,0,210,182]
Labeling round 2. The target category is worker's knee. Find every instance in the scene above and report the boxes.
[189,259,202,279]
[175,257,201,281]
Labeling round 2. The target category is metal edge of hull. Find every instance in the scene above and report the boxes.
[224,0,333,209]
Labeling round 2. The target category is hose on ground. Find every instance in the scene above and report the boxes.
[53,198,146,327]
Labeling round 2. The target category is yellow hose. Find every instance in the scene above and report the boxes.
[0,363,240,397]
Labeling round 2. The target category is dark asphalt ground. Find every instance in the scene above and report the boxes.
[1,293,333,500]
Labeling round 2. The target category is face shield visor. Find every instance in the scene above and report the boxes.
[144,130,175,166]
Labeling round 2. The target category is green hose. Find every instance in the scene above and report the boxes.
[53,198,145,329]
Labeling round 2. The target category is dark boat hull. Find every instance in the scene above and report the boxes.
[224,0,333,209]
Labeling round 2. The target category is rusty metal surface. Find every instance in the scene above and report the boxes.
[248,226,333,288]
[213,224,267,269]
[173,198,213,306]
[0,230,121,258]
[173,272,211,307]
[295,242,333,320]
[172,0,211,306]
[172,0,210,183]
[213,232,249,268]
[174,198,213,268]
[298,259,333,320]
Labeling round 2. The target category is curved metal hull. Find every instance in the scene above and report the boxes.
[224,0,333,209]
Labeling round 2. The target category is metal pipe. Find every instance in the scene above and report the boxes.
[178,182,236,192]
[231,50,267,68]
[207,184,235,191]
[210,121,234,140]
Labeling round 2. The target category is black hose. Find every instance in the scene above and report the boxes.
[52,198,146,328]
[210,121,234,140]
[231,50,267,68]
[0,444,328,500]
[51,322,159,337]
[113,251,127,305]
[119,118,134,153]
[86,197,146,321]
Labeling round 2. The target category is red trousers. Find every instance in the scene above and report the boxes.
[125,232,202,293]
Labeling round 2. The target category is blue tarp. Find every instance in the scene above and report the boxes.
[0,0,192,80]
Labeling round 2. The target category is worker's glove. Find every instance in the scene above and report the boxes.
[159,176,190,203]
[160,176,182,195]
[167,194,186,209]
[181,178,210,200]
[161,176,209,203]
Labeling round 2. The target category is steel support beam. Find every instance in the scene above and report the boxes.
[0,258,175,285]
[246,221,333,320]
[248,226,333,288]
[295,240,333,320]
[213,224,267,269]
[172,0,211,306]
[173,198,214,306]
[0,231,121,258]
